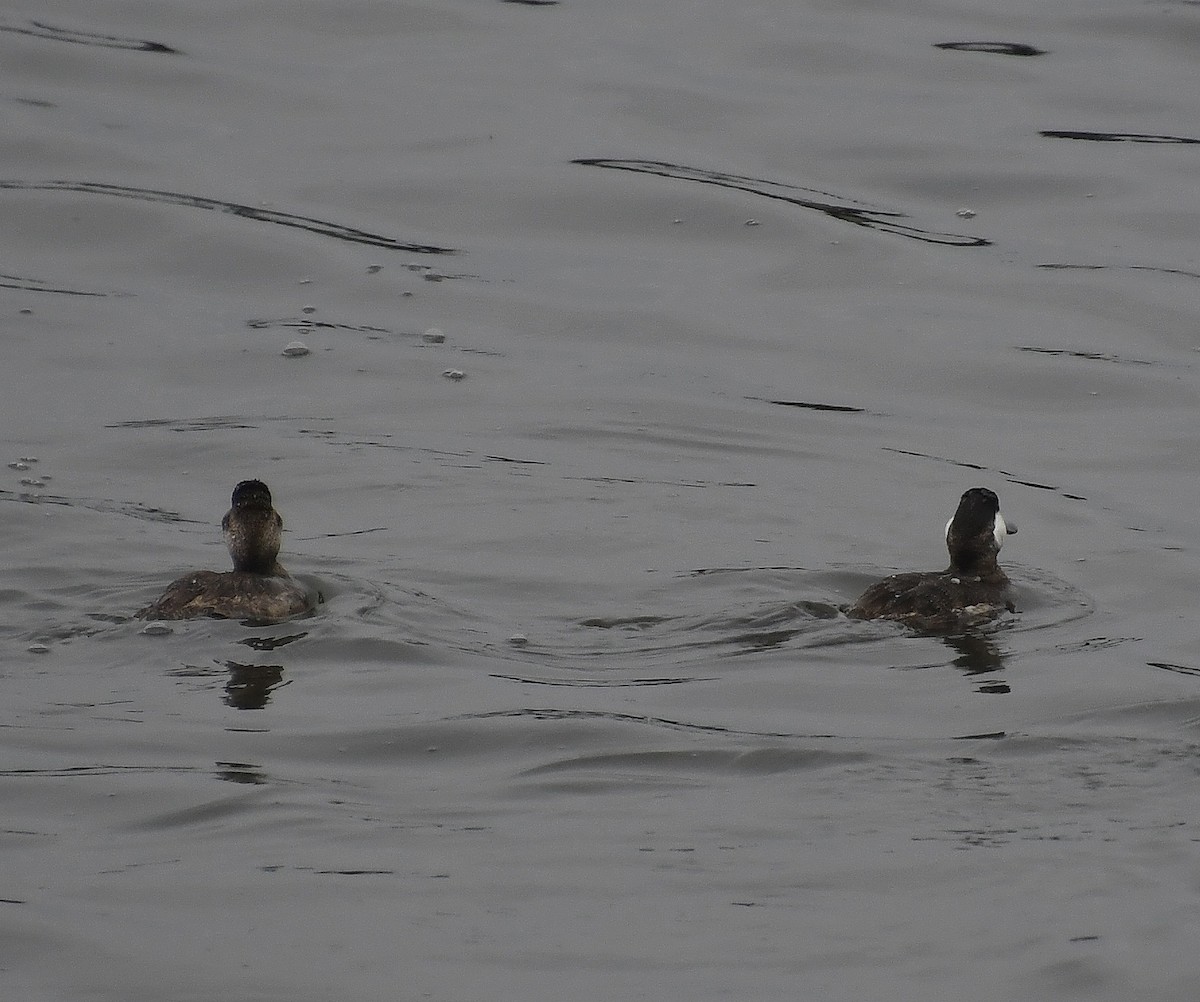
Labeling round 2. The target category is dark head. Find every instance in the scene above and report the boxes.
[230,479,274,512]
[221,479,284,574]
[944,487,1015,576]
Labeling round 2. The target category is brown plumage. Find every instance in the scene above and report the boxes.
[140,480,314,624]
[847,487,1016,633]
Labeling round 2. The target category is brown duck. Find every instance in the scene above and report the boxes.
[847,487,1017,633]
[140,480,315,624]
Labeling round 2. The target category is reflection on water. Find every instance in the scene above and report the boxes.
[165,654,290,709]
[940,632,1009,687]
[876,623,1011,689]
[150,625,311,708]
[214,761,269,785]
[224,661,287,710]
[951,639,1006,673]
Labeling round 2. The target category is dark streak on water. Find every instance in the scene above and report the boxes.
[934,41,1046,57]
[1017,346,1158,367]
[490,672,707,688]
[0,487,196,523]
[879,448,1086,502]
[0,764,200,778]
[562,475,755,489]
[0,271,111,297]
[296,527,389,541]
[1040,130,1200,144]
[749,396,867,414]
[0,181,459,254]
[1038,262,1200,281]
[1147,661,1200,677]
[883,446,985,471]
[106,414,318,432]
[572,159,992,247]
[484,455,549,465]
[247,317,394,335]
[458,706,806,739]
[0,19,180,54]
[687,565,807,577]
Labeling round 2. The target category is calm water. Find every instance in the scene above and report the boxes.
[4,2,1200,999]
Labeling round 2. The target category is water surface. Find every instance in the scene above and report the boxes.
[4,1,1200,998]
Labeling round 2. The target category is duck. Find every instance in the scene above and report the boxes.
[847,486,1017,632]
[139,479,315,624]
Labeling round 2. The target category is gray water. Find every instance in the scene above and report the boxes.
[4,2,1200,999]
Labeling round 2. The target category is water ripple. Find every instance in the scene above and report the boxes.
[0,180,459,253]
[572,158,991,247]
[0,19,179,53]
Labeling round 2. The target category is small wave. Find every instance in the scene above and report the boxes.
[572,158,990,247]
[879,448,1090,502]
[1036,262,1200,282]
[456,706,803,739]
[0,488,196,524]
[0,270,112,297]
[1041,130,1200,144]
[0,180,459,254]
[748,396,868,414]
[1016,345,1161,367]
[934,41,1046,57]
[0,19,179,53]
[519,745,873,781]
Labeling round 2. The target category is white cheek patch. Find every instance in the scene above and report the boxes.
[993,513,1008,549]
[945,517,953,542]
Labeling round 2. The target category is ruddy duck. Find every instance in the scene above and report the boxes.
[847,487,1017,632]
[139,479,315,624]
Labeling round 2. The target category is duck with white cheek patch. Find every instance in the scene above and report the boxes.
[848,487,1018,633]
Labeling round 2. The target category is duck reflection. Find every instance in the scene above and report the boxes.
[224,660,288,709]
[938,630,1010,692]
[225,628,307,707]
